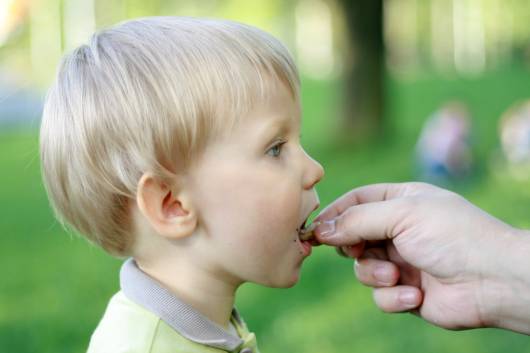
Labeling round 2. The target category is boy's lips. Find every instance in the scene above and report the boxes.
[298,236,312,257]
[296,204,320,256]
[296,204,319,236]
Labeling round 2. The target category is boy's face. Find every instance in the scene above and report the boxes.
[188,79,324,288]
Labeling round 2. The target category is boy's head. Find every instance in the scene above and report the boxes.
[41,17,323,287]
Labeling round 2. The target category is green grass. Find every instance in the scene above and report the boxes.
[2,66,530,352]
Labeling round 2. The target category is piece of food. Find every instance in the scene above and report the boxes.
[299,221,318,241]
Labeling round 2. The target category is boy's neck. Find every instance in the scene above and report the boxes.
[136,257,240,330]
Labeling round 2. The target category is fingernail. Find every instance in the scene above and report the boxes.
[399,291,417,306]
[374,266,393,286]
[315,219,336,238]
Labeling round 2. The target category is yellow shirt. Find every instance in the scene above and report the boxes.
[87,259,259,353]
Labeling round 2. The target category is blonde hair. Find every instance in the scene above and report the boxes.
[40,17,300,256]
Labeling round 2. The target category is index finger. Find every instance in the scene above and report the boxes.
[314,182,436,222]
[314,183,401,222]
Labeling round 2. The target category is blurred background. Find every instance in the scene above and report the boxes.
[2,0,530,352]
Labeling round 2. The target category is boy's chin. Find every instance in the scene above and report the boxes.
[257,269,301,289]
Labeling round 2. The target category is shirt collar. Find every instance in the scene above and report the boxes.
[120,258,244,351]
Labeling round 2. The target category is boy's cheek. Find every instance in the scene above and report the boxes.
[240,179,300,222]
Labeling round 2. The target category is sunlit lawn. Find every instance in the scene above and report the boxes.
[2,66,530,352]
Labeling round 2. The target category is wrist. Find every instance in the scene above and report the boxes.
[479,227,530,333]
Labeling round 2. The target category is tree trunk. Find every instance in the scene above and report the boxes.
[338,0,385,141]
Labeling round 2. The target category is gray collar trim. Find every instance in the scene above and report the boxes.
[120,258,244,351]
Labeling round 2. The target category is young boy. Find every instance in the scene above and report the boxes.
[40,16,324,353]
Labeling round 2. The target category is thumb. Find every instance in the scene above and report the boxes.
[314,198,411,246]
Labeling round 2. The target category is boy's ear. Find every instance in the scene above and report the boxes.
[136,172,197,239]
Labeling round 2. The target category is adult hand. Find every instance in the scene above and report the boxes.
[313,182,530,334]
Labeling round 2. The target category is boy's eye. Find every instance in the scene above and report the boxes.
[266,141,285,158]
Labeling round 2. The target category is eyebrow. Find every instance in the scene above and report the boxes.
[259,115,293,141]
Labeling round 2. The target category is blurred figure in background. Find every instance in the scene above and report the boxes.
[415,101,473,184]
[498,101,530,180]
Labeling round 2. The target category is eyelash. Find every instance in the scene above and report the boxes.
[266,140,287,158]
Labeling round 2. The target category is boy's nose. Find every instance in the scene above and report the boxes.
[303,154,324,190]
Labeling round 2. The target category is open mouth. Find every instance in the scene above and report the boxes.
[297,219,308,234]
[297,216,317,242]
[295,204,320,256]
